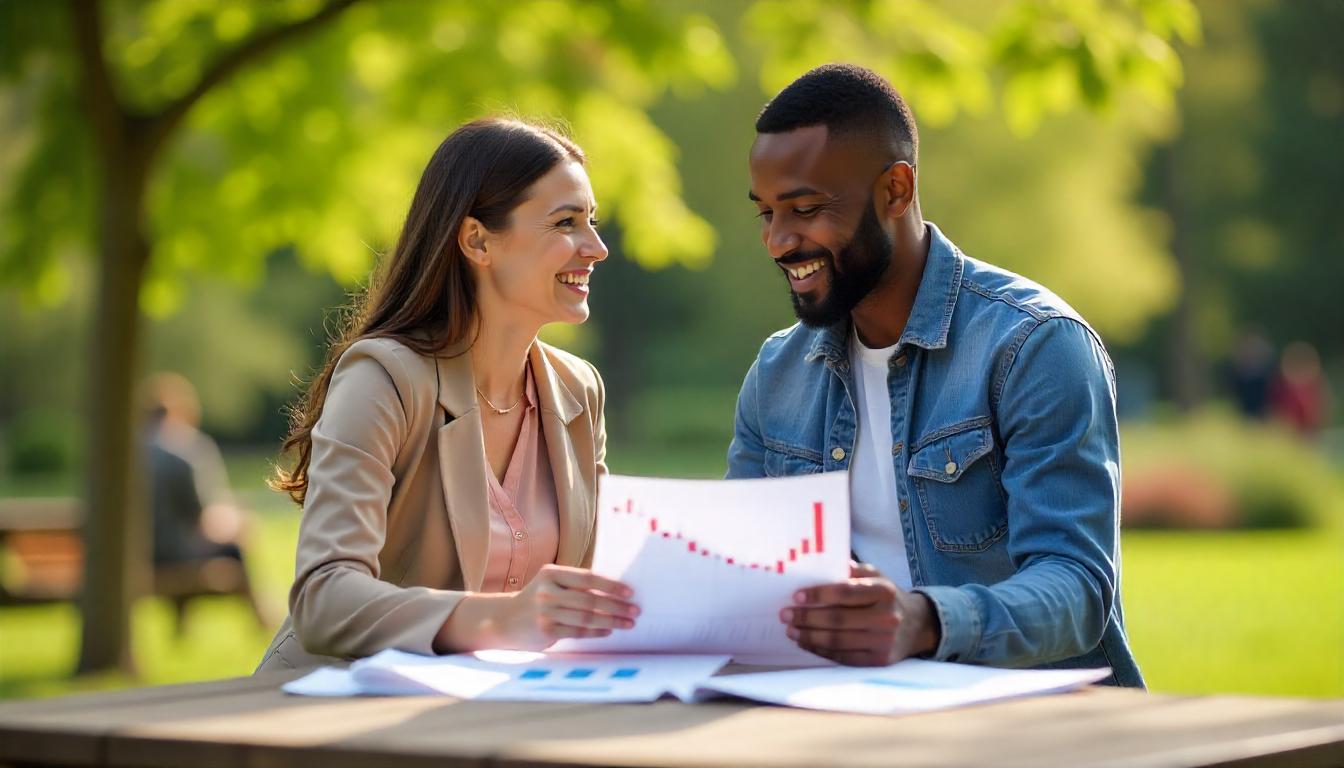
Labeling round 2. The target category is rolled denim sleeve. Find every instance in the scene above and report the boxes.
[916,317,1120,666]
[726,358,767,479]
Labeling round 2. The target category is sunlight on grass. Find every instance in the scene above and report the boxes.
[1123,528,1344,697]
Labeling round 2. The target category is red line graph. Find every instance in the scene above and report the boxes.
[609,497,827,575]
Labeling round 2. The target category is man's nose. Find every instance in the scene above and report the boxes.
[766,221,801,261]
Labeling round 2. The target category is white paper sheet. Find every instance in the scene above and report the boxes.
[283,649,731,703]
[553,473,851,664]
[700,659,1112,715]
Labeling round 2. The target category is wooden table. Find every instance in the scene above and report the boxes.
[0,670,1341,768]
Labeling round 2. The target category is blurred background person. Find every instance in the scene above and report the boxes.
[1226,327,1276,421]
[1270,342,1332,439]
[143,372,271,630]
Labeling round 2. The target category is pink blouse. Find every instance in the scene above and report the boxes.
[481,362,560,592]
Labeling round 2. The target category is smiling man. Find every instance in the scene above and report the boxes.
[728,64,1143,686]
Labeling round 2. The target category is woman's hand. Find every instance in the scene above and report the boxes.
[435,565,639,652]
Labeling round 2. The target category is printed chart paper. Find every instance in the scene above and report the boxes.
[701,660,1112,715]
[554,473,850,664]
[283,649,731,703]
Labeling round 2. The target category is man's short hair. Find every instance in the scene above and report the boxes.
[755,63,918,163]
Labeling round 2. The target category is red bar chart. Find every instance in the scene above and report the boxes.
[608,499,828,575]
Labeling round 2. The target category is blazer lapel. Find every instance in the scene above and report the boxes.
[434,350,491,592]
[530,343,592,568]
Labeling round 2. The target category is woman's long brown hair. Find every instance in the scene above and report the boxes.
[270,118,584,504]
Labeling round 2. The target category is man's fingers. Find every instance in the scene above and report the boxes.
[544,566,634,599]
[810,646,883,667]
[850,561,881,578]
[787,627,887,651]
[793,580,894,608]
[782,604,897,631]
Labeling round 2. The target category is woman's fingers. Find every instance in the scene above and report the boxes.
[543,565,634,600]
[537,566,639,620]
[549,586,640,618]
[545,624,615,640]
[547,607,635,631]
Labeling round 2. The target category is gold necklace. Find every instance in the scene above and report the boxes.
[475,385,524,415]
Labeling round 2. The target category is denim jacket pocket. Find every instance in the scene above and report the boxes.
[763,439,825,477]
[908,418,1008,553]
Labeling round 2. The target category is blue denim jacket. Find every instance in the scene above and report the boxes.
[727,223,1143,687]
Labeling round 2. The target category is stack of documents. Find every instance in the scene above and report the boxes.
[283,649,731,703]
[284,650,1109,715]
[701,660,1111,715]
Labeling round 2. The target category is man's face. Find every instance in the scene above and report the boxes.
[749,125,893,327]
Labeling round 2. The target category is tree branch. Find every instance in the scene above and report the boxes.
[148,0,363,151]
[69,0,124,155]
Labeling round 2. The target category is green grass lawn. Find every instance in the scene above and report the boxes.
[1122,528,1344,697]
[2,506,1340,700]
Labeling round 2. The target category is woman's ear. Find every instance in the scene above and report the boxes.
[458,216,491,267]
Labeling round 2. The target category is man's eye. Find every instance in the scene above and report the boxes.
[794,206,820,216]
[755,209,773,220]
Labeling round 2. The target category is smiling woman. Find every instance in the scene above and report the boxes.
[255,118,638,673]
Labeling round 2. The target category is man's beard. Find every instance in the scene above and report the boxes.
[787,201,893,328]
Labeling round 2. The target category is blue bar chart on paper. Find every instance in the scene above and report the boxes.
[421,650,731,702]
[283,648,733,703]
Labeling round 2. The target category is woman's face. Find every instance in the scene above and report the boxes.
[474,160,608,327]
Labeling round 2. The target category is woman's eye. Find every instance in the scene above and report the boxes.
[588,218,600,228]
[556,217,574,227]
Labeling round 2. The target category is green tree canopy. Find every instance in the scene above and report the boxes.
[0,0,1200,675]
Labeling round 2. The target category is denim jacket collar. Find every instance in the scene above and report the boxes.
[806,221,964,366]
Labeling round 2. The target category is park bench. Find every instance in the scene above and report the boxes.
[0,497,266,633]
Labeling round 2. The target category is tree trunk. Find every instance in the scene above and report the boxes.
[65,0,358,674]
[75,148,151,675]
[1163,147,1204,412]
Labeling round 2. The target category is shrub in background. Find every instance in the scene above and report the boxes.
[5,409,82,476]
[1121,407,1342,529]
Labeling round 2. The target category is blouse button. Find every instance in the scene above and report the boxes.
[514,531,526,541]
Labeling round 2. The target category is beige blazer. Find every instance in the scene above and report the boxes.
[255,336,605,672]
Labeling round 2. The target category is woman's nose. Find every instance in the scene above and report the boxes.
[582,231,609,262]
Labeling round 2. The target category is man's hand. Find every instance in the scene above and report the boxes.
[779,562,941,665]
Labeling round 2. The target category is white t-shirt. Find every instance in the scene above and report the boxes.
[848,327,915,591]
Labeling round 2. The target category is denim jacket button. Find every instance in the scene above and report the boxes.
[944,461,958,475]
[831,447,847,461]
[892,442,904,455]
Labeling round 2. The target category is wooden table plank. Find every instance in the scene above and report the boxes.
[0,671,307,766]
[1,675,1341,768]
[471,690,1344,768]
